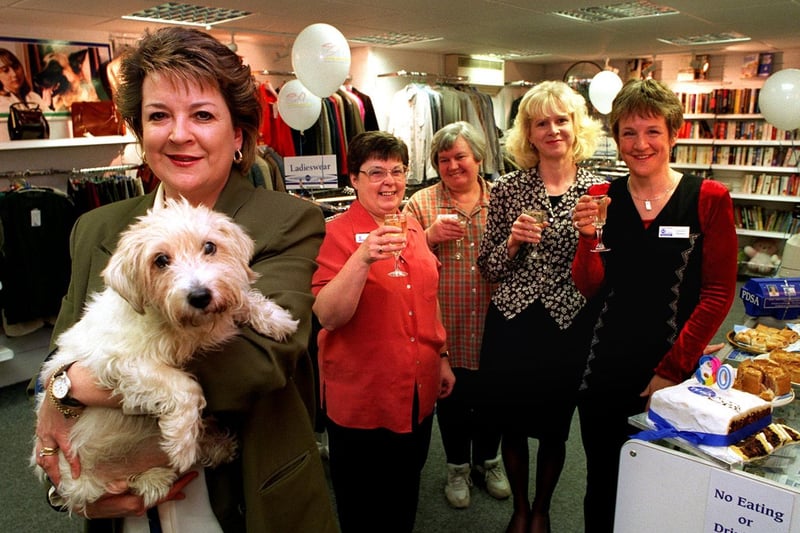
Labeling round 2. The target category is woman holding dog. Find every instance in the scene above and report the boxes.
[31,27,337,532]
[312,130,455,532]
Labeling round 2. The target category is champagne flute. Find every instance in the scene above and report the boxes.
[437,213,467,260]
[523,208,548,258]
[590,195,610,253]
[454,215,468,261]
[383,213,408,277]
[524,209,548,228]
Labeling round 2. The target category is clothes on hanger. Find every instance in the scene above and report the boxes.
[0,186,76,328]
[67,170,145,215]
[386,80,505,182]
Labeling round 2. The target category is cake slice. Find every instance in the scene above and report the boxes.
[730,423,800,461]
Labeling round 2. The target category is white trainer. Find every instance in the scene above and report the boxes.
[444,463,472,509]
[476,456,511,499]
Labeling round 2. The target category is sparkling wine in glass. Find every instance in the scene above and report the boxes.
[523,208,548,258]
[437,213,467,260]
[454,216,468,260]
[590,195,610,253]
[524,209,548,227]
[383,213,408,277]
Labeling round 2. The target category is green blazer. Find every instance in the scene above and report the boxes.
[47,171,338,532]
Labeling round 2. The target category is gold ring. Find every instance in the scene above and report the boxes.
[39,446,59,457]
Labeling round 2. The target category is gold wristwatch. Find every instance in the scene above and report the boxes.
[48,363,84,419]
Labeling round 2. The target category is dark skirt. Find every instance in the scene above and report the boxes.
[479,299,596,440]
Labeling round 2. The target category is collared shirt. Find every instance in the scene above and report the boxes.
[312,200,446,433]
[404,177,494,369]
[478,166,606,329]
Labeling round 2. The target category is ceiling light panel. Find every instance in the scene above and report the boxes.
[348,32,443,46]
[657,32,751,46]
[122,2,251,27]
[552,1,679,22]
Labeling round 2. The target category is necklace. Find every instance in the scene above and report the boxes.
[626,177,678,211]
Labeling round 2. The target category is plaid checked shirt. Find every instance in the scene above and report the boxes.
[404,177,495,369]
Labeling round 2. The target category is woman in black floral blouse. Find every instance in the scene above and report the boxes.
[477,80,605,533]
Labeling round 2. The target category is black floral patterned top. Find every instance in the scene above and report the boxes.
[477,166,606,329]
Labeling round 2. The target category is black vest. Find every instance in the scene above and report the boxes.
[586,174,704,390]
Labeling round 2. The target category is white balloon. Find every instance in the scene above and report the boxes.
[758,68,800,131]
[277,80,322,132]
[588,71,623,115]
[292,23,351,98]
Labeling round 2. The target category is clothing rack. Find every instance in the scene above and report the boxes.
[1,163,141,181]
[378,70,468,83]
[71,163,142,177]
[258,69,295,77]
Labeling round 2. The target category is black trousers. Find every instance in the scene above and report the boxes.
[436,367,501,466]
[327,411,433,533]
[578,385,648,533]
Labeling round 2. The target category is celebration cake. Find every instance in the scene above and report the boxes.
[646,378,772,446]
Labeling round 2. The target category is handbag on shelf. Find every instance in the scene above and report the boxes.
[71,101,124,137]
[7,102,50,140]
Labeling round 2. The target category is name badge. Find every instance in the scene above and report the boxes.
[355,232,369,243]
[659,226,690,238]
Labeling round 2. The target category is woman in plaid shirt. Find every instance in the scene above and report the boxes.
[405,121,510,510]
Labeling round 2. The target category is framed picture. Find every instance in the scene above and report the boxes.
[0,37,112,115]
[757,53,774,78]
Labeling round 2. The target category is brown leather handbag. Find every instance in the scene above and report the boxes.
[7,102,49,140]
[71,101,124,137]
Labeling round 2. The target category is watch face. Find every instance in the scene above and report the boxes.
[52,373,70,400]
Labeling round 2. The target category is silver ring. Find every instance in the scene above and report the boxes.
[573,220,581,230]
[39,446,59,457]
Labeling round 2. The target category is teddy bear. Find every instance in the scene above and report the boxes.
[743,238,782,274]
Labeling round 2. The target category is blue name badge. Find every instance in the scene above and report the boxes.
[658,226,690,238]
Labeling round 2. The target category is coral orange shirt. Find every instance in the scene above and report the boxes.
[312,200,446,433]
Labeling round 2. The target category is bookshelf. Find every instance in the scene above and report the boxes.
[673,86,800,276]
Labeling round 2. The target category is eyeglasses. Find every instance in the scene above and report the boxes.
[359,166,408,183]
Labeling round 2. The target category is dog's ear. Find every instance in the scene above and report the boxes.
[218,217,257,277]
[102,237,148,314]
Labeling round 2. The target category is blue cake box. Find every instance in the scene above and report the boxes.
[740,277,800,319]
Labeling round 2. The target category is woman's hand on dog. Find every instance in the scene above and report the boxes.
[36,397,81,483]
[79,470,199,518]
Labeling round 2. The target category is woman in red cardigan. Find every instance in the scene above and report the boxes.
[571,78,738,533]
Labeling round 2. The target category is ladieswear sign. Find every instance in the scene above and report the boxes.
[284,155,338,190]
[705,469,794,533]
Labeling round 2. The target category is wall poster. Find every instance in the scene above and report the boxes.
[0,37,112,115]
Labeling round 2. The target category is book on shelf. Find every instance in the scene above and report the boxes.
[738,173,800,196]
[734,204,798,233]
[742,54,759,79]
[758,53,774,78]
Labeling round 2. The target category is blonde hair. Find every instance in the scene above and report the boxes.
[506,80,603,169]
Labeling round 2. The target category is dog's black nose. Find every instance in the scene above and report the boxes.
[188,288,212,309]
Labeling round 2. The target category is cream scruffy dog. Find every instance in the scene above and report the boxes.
[33,198,299,512]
